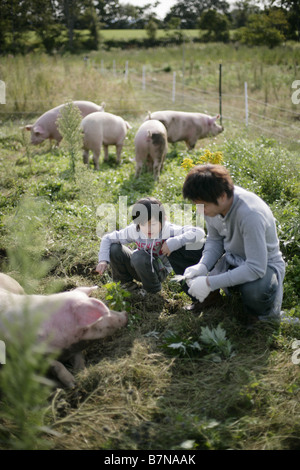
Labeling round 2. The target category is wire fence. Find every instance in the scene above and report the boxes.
[128,69,300,144]
[1,60,299,145]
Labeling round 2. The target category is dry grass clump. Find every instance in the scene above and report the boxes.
[42,277,300,450]
[49,339,174,450]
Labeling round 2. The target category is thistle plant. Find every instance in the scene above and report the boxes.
[56,101,83,179]
[161,324,234,360]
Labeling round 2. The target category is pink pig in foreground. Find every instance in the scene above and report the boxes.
[134,119,168,180]
[24,100,105,145]
[0,273,127,388]
[81,111,131,170]
[145,110,223,149]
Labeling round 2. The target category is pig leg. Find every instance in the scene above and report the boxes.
[51,360,76,389]
[92,149,101,170]
[186,139,196,150]
[72,352,85,371]
[152,149,164,180]
[116,144,123,163]
[135,159,143,178]
[146,156,153,173]
[103,144,109,162]
[153,160,162,181]
[83,149,90,166]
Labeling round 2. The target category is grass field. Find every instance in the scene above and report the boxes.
[100,29,201,40]
[0,43,300,450]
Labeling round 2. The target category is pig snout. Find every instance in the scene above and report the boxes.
[109,309,128,327]
[84,309,128,341]
[210,115,224,136]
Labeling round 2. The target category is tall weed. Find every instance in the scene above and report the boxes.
[56,101,83,179]
[0,198,57,449]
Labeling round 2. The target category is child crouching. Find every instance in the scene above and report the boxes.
[96,197,205,293]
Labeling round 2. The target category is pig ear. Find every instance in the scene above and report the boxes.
[75,298,110,327]
[75,286,99,297]
[24,124,33,131]
[33,125,44,135]
[211,114,220,122]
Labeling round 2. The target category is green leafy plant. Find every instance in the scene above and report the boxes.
[104,281,131,312]
[200,325,234,359]
[161,330,202,358]
[161,325,234,360]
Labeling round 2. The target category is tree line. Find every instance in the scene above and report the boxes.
[0,0,299,54]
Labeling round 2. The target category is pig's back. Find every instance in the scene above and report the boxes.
[135,119,166,140]
[73,100,104,117]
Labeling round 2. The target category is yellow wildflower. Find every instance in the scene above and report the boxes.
[181,150,224,172]
[181,158,194,171]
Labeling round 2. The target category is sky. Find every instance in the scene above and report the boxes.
[119,0,240,19]
[119,0,179,20]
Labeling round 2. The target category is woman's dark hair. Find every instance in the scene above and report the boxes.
[132,197,166,232]
[182,164,234,204]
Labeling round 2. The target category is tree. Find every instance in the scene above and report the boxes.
[81,0,100,49]
[146,18,158,41]
[269,0,300,40]
[61,0,81,51]
[163,0,230,29]
[113,3,140,28]
[198,9,230,42]
[230,0,260,29]
[94,0,122,28]
[29,0,62,54]
[237,10,289,47]
[0,0,31,53]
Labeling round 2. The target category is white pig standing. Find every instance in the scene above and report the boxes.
[145,110,223,149]
[134,119,168,180]
[24,100,105,145]
[0,273,127,389]
[81,111,131,170]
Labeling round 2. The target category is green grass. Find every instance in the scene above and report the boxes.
[0,47,300,450]
[100,29,201,40]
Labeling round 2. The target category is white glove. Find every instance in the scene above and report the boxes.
[188,276,211,303]
[184,263,208,280]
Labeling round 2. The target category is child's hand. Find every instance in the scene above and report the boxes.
[96,261,108,275]
[161,241,171,256]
